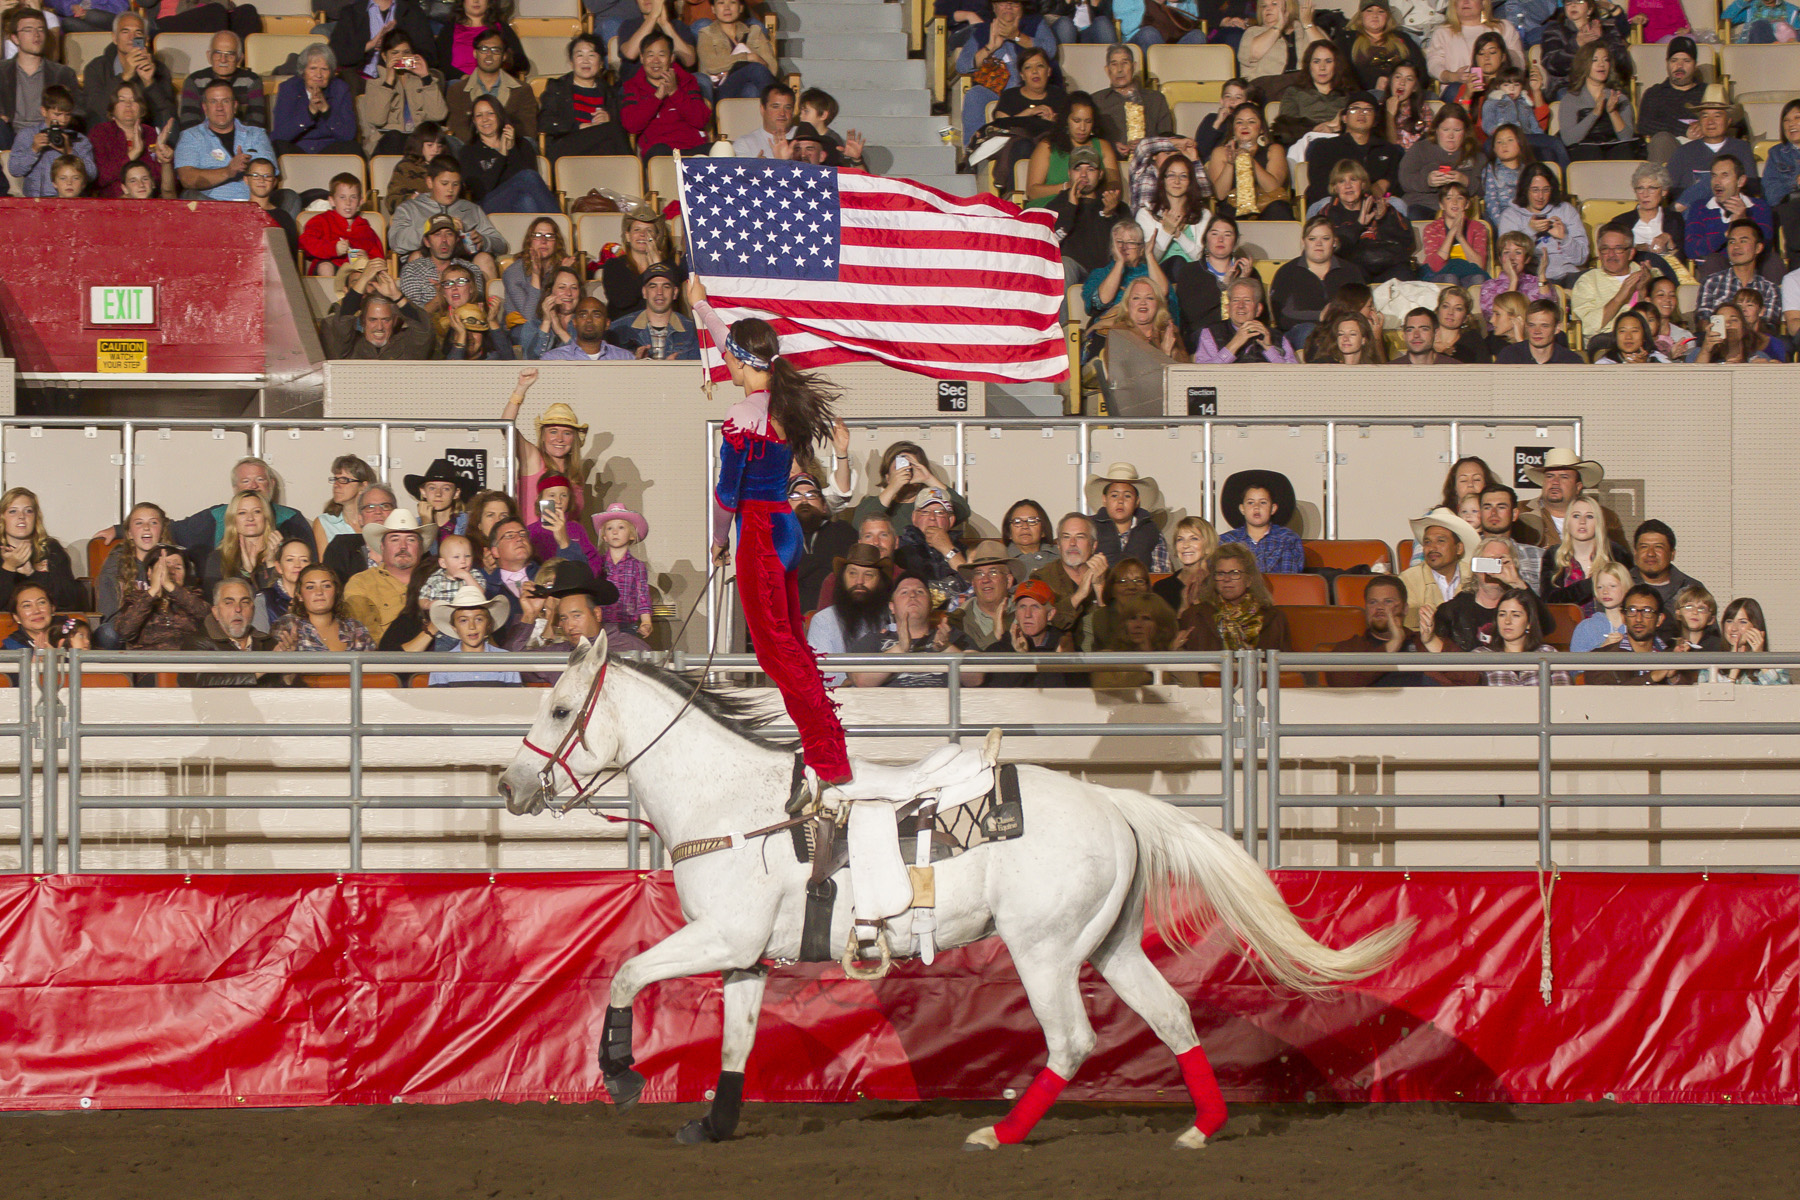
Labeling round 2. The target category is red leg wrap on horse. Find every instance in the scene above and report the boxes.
[1177,1045,1228,1136]
[734,516,851,783]
[993,1068,1069,1144]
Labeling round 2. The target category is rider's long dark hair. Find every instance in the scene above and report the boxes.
[730,317,838,455]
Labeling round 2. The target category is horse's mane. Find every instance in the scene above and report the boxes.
[607,655,797,752]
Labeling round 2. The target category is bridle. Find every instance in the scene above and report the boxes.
[516,559,725,820]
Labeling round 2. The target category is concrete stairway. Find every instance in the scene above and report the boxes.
[766,0,974,196]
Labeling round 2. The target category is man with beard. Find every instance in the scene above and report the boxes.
[1399,507,1478,633]
[806,543,893,686]
[1519,448,1626,546]
[1033,513,1108,651]
[790,473,855,612]
[1588,585,1682,685]
[345,510,434,643]
[1477,484,1545,589]
[1324,575,1433,687]
[183,577,285,686]
[983,579,1071,688]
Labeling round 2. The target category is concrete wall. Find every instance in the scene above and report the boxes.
[14,682,1797,874]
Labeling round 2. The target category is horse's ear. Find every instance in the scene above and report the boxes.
[595,628,610,662]
[570,637,591,664]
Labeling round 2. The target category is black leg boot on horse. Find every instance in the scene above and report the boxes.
[599,1005,646,1110]
[675,1071,745,1144]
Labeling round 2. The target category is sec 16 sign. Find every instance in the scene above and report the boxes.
[89,286,156,326]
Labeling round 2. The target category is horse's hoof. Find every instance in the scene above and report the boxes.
[1173,1126,1209,1151]
[604,1068,645,1112]
[962,1126,1001,1151]
[675,1119,719,1145]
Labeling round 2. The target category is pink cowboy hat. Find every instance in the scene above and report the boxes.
[592,503,649,542]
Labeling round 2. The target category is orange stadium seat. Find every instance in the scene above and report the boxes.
[1302,540,1391,572]
[1265,573,1329,606]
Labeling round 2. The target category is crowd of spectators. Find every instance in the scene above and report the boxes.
[779,437,1776,690]
[0,3,877,361]
[0,384,679,684]
[981,19,1800,367]
[0,405,1780,690]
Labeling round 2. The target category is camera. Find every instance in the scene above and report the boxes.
[893,454,912,470]
[44,128,68,149]
[1470,556,1504,574]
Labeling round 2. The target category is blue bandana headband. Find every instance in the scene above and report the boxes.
[724,331,771,371]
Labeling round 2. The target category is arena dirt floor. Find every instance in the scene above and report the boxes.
[3,1098,1796,1200]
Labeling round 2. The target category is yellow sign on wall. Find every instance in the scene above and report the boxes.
[97,339,148,373]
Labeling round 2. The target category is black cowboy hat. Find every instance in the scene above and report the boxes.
[403,458,479,502]
[1219,469,1297,530]
[542,557,621,607]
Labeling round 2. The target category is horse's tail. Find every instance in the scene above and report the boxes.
[1103,786,1414,996]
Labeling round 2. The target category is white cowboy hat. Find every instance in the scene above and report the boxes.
[362,508,439,555]
[1408,506,1480,559]
[429,582,510,640]
[1525,448,1604,489]
[1084,462,1161,513]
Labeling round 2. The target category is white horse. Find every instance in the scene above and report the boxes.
[498,637,1413,1149]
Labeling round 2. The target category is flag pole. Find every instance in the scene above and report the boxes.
[672,148,714,404]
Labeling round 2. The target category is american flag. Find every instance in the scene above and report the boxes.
[678,157,1067,383]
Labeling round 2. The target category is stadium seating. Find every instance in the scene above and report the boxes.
[1717,45,1800,103]
[1265,573,1331,606]
[1544,605,1583,652]
[244,34,315,76]
[1303,540,1391,572]
[1059,44,1140,94]
[555,156,644,203]
[280,154,368,201]
[1144,44,1236,106]
[1281,604,1368,654]
[152,33,214,81]
[1566,161,1646,204]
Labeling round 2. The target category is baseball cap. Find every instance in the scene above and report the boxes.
[1068,145,1103,171]
[1012,580,1056,605]
[641,261,679,285]
[423,213,459,237]
[787,472,823,496]
[1345,91,1381,112]
[1666,35,1697,61]
[915,487,952,512]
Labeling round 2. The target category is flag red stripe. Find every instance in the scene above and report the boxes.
[831,261,1061,299]
[837,183,1060,231]
[840,223,1062,265]
[723,311,1064,366]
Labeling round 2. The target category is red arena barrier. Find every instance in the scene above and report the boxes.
[0,871,1790,1109]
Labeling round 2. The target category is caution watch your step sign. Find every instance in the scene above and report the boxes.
[96,339,148,373]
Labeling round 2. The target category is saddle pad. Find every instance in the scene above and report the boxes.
[846,803,914,927]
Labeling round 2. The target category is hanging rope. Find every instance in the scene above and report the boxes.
[1537,860,1560,1006]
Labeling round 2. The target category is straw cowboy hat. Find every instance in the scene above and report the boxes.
[956,540,1011,577]
[1219,469,1296,530]
[429,582,511,640]
[362,508,438,555]
[1409,506,1481,558]
[535,403,588,437]
[1525,448,1604,489]
[1691,83,1735,112]
[1085,462,1162,513]
[591,502,649,543]
[403,458,478,501]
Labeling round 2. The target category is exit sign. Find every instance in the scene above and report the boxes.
[89,286,156,326]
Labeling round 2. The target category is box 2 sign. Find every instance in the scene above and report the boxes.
[1513,447,1548,488]
[443,449,487,490]
[89,286,157,326]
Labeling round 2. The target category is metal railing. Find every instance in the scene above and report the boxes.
[1261,649,1800,872]
[5,645,1799,875]
[0,416,519,525]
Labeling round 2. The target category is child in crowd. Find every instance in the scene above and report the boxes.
[49,155,88,198]
[527,475,601,574]
[300,173,387,277]
[417,533,481,614]
[8,87,94,198]
[592,503,654,644]
[385,122,448,216]
[795,87,842,146]
[50,616,92,650]
[1734,288,1790,362]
